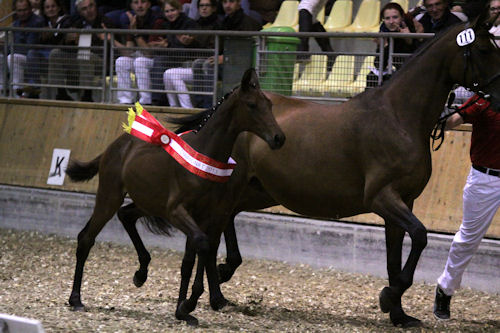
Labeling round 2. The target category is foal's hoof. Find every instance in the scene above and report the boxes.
[210,296,229,311]
[70,303,85,312]
[175,304,199,326]
[133,270,148,288]
[68,295,85,312]
[379,287,396,313]
[217,263,233,284]
[390,309,422,328]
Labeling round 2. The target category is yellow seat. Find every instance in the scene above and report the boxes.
[263,0,299,30]
[341,56,375,97]
[324,0,353,32]
[390,0,408,12]
[322,55,355,96]
[292,55,328,96]
[343,0,381,33]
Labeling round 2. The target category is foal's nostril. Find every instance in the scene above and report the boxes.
[273,134,286,149]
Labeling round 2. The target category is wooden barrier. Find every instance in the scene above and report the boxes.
[0,98,498,238]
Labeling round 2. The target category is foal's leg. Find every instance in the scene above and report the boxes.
[372,190,426,327]
[175,240,200,326]
[69,189,125,311]
[116,203,151,287]
[218,215,242,283]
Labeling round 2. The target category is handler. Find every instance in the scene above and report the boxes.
[434,5,500,318]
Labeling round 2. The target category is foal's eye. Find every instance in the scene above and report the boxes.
[247,102,257,109]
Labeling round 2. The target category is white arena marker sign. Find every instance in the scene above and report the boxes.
[457,28,475,46]
[47,148,71,186]
[0,313,45,333]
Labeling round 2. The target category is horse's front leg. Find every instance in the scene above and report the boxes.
[371,190,426,327]
[219,215,242,283]
[117,203,151,287]
[206,235,229,310]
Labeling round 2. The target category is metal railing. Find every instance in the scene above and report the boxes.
[0,27,440,106]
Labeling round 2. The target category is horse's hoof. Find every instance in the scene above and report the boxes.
[179,299,196,314]
[379,287,396,313]
[133,270,147,288]
[390,309,422,328]
[217,263,233,284]
[210,296,229,311]
[71,304,85,312]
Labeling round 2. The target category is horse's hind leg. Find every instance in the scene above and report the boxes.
[117,203,151,287]
[69,186,125,311]
[372,192,426,327]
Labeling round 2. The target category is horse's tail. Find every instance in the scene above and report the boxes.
[66,154,101,182]
[167,109,214,134]
[139,216,174,236]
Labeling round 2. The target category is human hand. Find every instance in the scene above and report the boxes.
[98,23,110,41]
[398,21,410,34]
[413,19,424,33]
[127,11,137,29]
[177,34,194,45]
[149,37,168,47]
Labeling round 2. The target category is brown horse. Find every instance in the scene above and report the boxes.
[163,8,500,328]
[64,69,285,325]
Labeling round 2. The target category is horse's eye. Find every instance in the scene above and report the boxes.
[247,102,257,109]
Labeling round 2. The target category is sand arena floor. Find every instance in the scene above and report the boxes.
[0,228,498,332]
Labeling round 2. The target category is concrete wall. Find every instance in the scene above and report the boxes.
[1,184,498,294]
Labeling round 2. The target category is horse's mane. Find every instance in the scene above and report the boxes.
[389,22,465,80]
[168,89,236,134]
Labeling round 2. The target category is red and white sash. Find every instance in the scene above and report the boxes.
[123,103,236,183]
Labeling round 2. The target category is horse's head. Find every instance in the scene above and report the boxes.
[232,68,285,149]
[450,5,500,111]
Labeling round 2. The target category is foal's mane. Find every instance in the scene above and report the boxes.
[168,89,237,134]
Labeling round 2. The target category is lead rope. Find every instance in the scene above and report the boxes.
[431,93,482,151]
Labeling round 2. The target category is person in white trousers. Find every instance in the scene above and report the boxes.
[115,0,161,105]
[162,0,219,108]
[434,9,500,318]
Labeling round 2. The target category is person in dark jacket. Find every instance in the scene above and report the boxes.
[415,0,462,33]
[0,0,45,96]
[23,0,72,98]
[47,0,123,101]
[367,2,418,87]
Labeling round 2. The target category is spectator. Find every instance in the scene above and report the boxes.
[22,0,72,98]
[47,0,123,101]
[163,0,220,108]
[433,1,500,321]
[414,0,463,33]
[367,2,418,87]
[115,0,162,105]
[0,0,45,97]
[297,0,334,70]
[188,0,261,108]
[149,0,200,106]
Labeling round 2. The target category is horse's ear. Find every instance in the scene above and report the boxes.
[241,68,260,91]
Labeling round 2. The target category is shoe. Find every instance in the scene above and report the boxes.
[433,286,451,320]
[56,88,74,101]
[81,90,93,102]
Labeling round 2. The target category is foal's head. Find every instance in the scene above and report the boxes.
[448,5,500,111]
[226,68,285,150]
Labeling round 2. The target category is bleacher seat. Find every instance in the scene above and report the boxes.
[341,56,375,97]
[324,0,353,32]
[263,0,299,30]
[322,55,356,96]
[292,55,328,96]
[343,0,381,33]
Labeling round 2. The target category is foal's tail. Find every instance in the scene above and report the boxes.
[66,154,101,182]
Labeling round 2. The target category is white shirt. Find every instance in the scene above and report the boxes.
[298,0,328,23]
